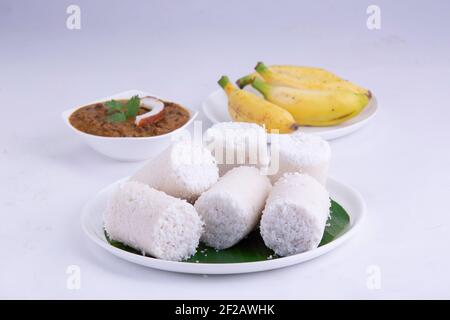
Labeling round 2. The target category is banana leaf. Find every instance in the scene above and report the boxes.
[105,199,349,263]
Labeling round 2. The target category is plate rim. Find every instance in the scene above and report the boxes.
[81,177,366,274]
[201,89,378,140]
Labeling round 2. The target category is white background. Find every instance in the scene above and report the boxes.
[1,0,449,299]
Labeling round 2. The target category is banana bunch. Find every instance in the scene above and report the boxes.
[218,62,371,130]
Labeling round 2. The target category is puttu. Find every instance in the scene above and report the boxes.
[204,122,270,176]
[194,166,272,250]
[270,132,330,185]
[104,181,203,261]
[131,141,219,202]
[260,173,331,256]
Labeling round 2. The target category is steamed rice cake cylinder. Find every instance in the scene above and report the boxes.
[104,181,203,261]
[271,132,330,185]
[260,173,330,256]
[205,122,269,176]
[131,141,219,202]
[194,166,272,250]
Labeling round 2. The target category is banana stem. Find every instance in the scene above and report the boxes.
[251,78,271,98]
[218,76,236,95]
[236,74,256,88]
[255,61,269,74]
[218,76,230,88]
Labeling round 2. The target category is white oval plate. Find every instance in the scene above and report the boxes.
[202,89,378,140]
[81,177,365,274]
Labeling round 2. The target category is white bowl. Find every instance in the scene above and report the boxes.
[62,90,198,162]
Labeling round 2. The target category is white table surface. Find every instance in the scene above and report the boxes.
[1,0,449,299]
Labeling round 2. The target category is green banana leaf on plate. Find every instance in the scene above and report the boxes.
[105,199,349,263]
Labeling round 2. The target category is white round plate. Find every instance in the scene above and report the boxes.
[81,177,365,274]
[202,89,378,140]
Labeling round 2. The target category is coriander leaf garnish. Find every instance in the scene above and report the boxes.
[107,112,127,123]
[105,95,141,122]
[125,95,140,119]
[105,100,123,114]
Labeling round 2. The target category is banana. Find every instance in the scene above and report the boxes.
[276,65,343,81]
[251,78,369,126]
[255,62,370,96]
[218,76,298,134]
[236,64,342,88]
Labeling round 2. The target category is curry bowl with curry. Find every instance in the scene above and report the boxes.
[69,95,191,138]
[62,90,197,161]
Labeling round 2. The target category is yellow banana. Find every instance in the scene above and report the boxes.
[273,65,342,81]
[255,62,370,96]
[218,76,298,134]
[236,65,342,88]
[251,78,369,126]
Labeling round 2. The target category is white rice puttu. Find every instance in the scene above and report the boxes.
[104,181,203,262]
[260,173,331,256]
[194,166,272,250]
[204,122,270,176]
[270,132,330,185]
[131,141,219,202]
